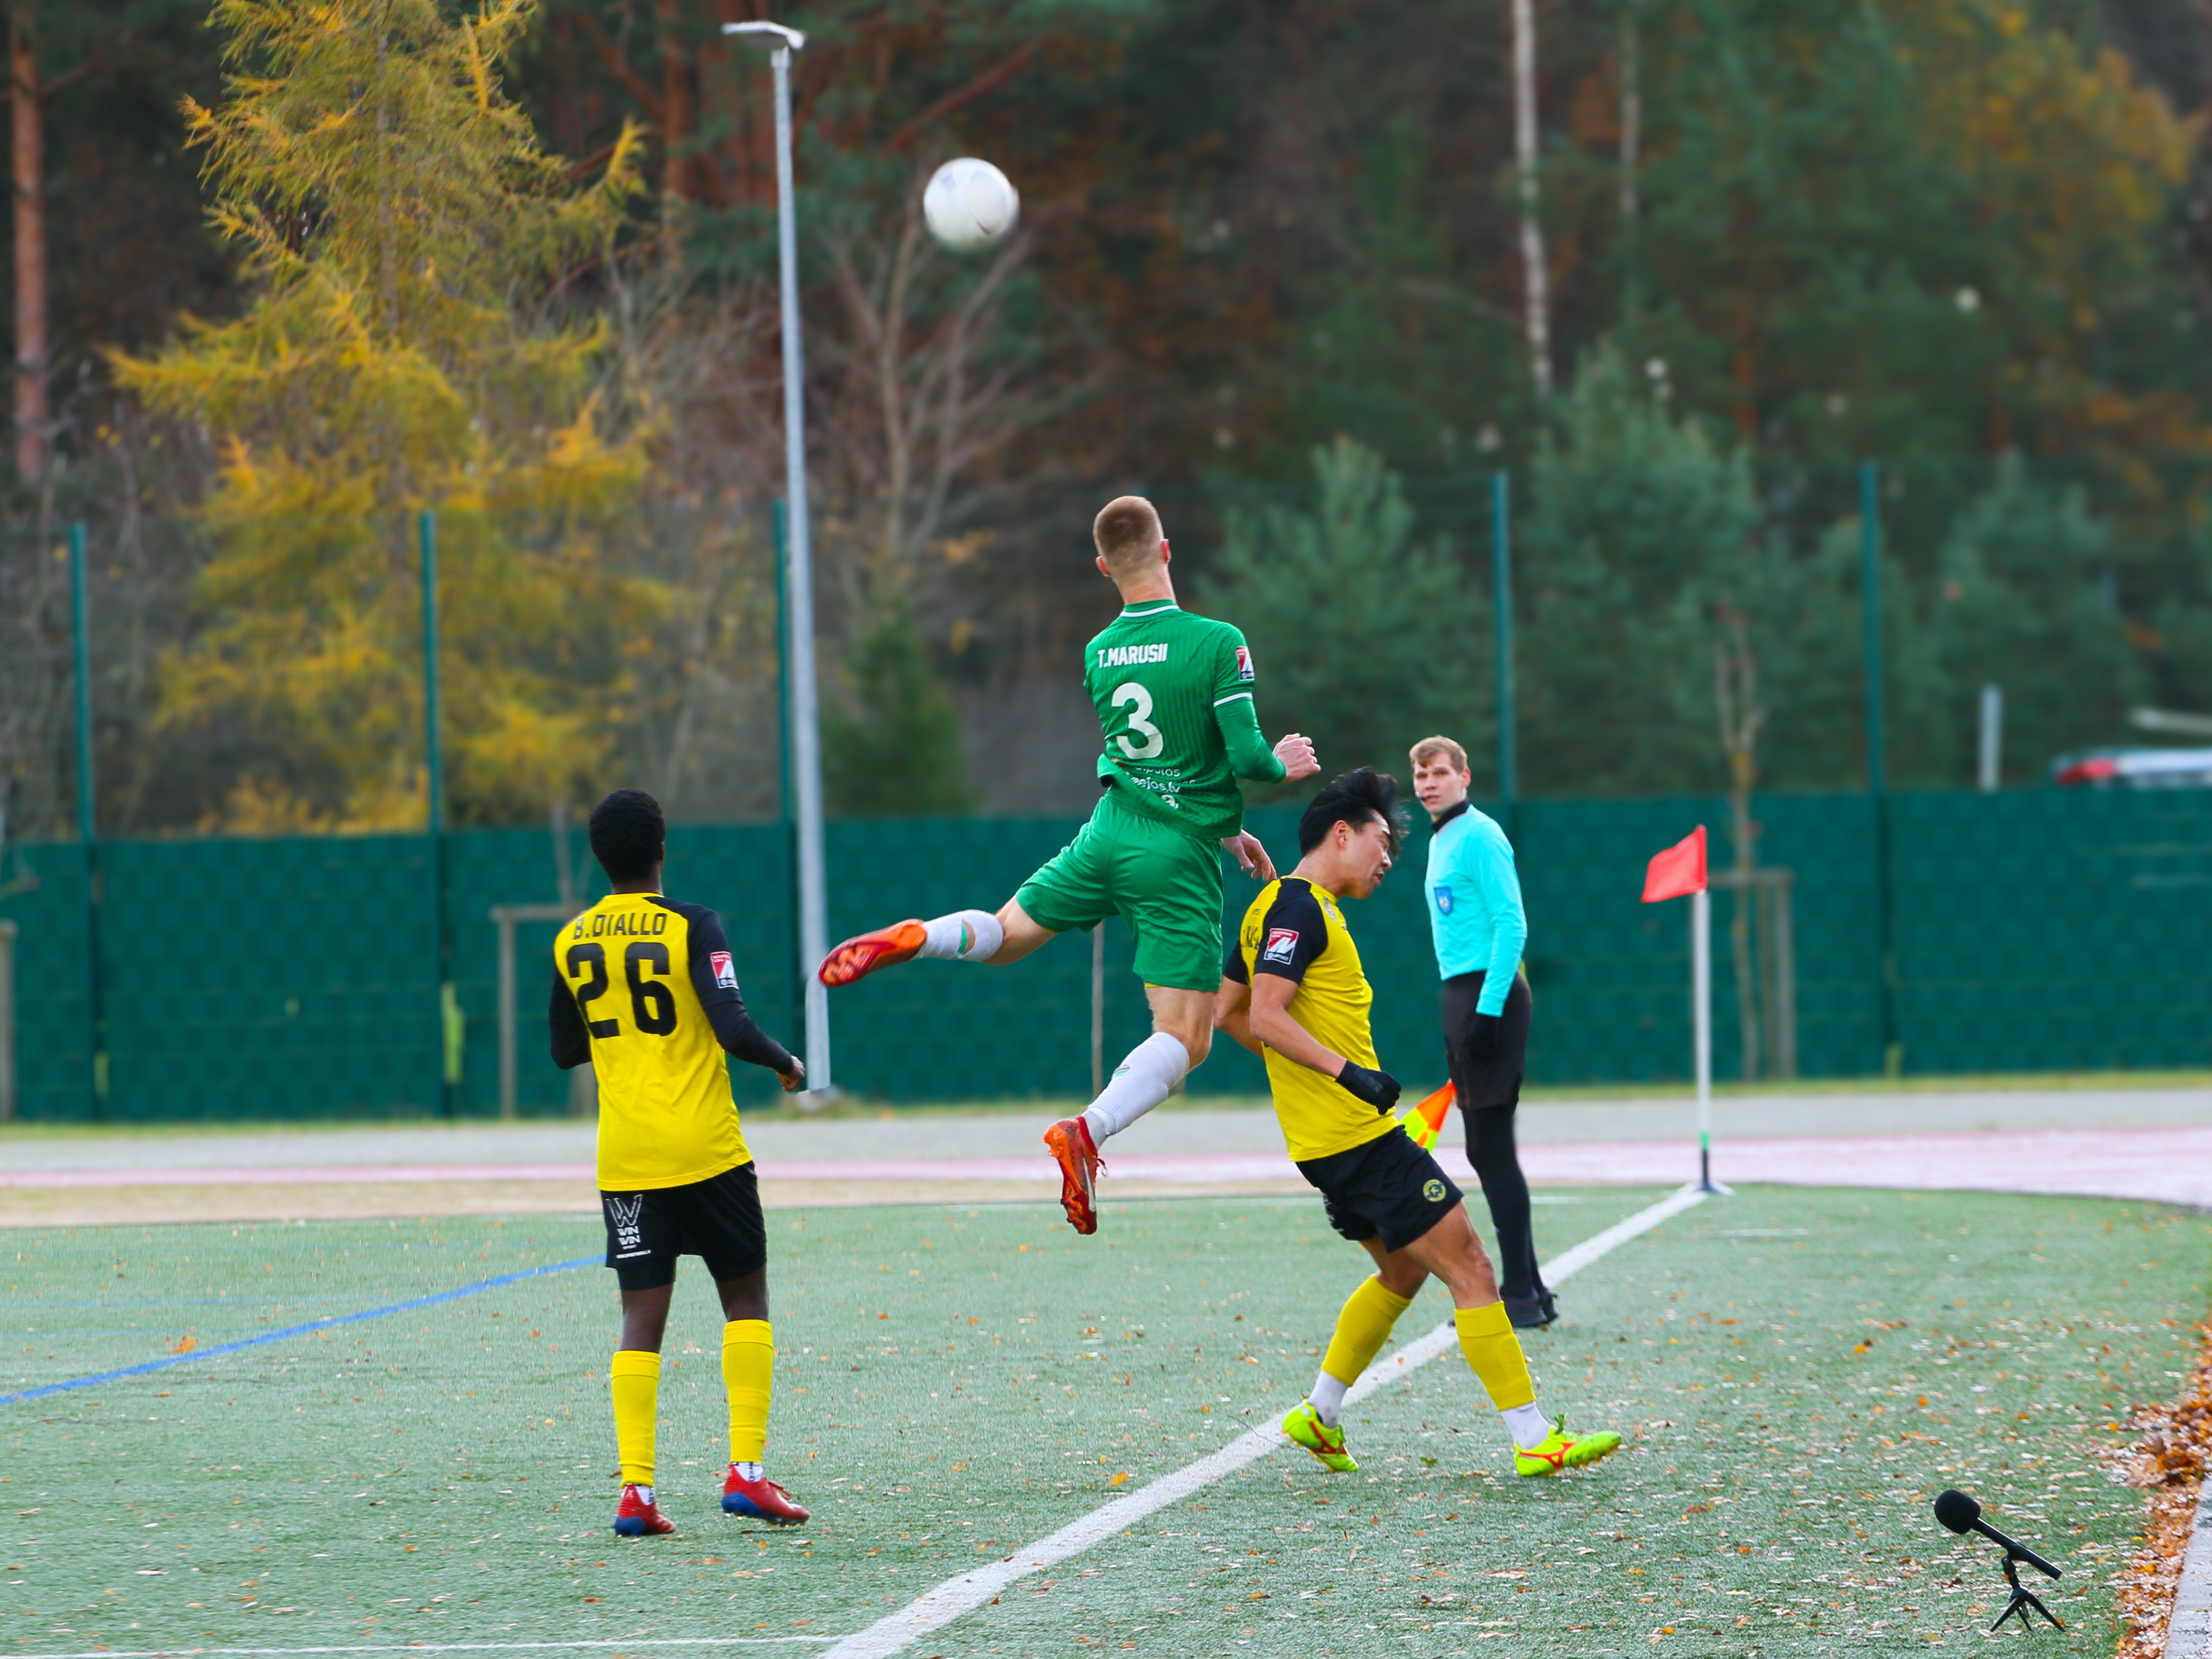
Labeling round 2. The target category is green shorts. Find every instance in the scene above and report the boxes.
[1015,788,1227,993]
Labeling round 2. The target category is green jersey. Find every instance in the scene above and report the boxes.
[1084,600,1287,840]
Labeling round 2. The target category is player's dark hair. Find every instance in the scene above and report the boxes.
[589,788,666,883]
[1297,767,1406,857]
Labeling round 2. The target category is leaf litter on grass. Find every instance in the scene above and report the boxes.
[3,1187,2209,1657]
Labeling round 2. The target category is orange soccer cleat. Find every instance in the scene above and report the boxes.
[1042,1115,1103,1236]
[817,920,928,987]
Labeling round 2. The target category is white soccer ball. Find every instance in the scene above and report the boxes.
[923,158,1020,251]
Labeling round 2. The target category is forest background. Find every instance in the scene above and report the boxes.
[8,0,2212,838]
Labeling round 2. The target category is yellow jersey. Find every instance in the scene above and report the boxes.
[1229,877,1398,1163]
[550,892,769,1191]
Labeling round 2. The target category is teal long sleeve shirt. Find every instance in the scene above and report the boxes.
[1423,801,1527,1014]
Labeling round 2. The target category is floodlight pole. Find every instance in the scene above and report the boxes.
[728,19,831,1095]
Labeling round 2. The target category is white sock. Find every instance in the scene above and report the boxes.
[1309,1372,1349,1429]
[733,1461,763,1482]
[916,910,1003,962]
[633,1482,655,1504]
[1502,1402,1553,1449]
[1081,1032,1191,1142]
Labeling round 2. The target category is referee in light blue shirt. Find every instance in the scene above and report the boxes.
[1410,735,1553,1330]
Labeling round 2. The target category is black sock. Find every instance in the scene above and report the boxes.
[1464,1104,1543,1302]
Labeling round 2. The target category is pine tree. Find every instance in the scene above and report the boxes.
[1518,348,1760,794]
[113,0,655,830]
[1204,436,1489,782]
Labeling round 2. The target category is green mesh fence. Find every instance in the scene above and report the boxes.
[3,784,2208,1122]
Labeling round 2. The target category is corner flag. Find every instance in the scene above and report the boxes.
[1641,825,1708,904]
[1639,824,1724,1196]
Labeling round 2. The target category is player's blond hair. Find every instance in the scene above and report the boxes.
[1093,495,1165,578]
[1409,735,1469,773]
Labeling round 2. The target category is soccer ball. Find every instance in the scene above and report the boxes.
[923,158,1020,251]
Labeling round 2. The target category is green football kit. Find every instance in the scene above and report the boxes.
[1015,600,1288,991]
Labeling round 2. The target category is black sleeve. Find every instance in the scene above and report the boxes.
[548,969,590,1070]
[685,906,797,1075]
[1222,936,1249,984]
[1249,881,1329,985]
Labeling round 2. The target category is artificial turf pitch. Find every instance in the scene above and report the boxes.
[5,1185,2209,1656]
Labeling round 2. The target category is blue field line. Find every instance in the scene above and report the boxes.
[1,1256,598,1407]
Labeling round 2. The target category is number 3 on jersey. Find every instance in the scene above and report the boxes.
[1113,680,1164,759]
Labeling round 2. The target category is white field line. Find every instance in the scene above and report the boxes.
[821,1182,1712,1659]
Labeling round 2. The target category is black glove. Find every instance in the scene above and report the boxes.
[1465,1011,1502,1064]
[1336,1060,1402,1112]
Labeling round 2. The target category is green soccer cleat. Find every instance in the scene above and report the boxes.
[1513,1418,1623,1478]
[1281,1400,1359,1473]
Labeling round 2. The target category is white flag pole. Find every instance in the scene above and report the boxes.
[1690,884,1725,1195]
[1692,885,1710,1184]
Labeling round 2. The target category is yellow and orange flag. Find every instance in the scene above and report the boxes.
[1398,1081,1455,1151]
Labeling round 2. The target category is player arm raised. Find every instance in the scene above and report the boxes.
[1212,632,1318,878]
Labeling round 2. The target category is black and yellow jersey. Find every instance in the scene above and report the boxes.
[548,892,793,1191]
[1225,877,1398,1162]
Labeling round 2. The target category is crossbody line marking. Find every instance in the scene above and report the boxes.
[2,1257,600,1406]
[821,1183,1712,1659]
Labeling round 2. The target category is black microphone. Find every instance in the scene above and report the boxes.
[1934,1489,2061,1580]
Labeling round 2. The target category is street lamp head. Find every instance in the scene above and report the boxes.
[724,21,806,50]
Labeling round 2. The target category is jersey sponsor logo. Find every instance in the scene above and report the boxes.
[1262,927,1301,965]
[710,950,738,990]
[1098,642,1172,669]
[1433,884,1453,915]
[1423,1178,1447,1203]
[1235,643,1254,682]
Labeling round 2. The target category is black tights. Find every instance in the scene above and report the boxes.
[1463,1104,1545,1303]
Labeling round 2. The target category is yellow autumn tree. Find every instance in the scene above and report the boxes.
[115,0,659,830]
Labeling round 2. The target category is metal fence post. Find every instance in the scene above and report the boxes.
[1860,462,1897,1077]
[1492,471,1517,834]
[69,520,103,1119]
[421,510,451,1115]
[0,918,16,1123]
[493,902,578,1120]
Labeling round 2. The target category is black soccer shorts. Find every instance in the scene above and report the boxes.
[1296,1130,1464,1254]
[1441,968,1533,1114]
[600,1162,766,1291]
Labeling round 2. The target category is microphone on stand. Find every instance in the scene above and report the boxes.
[1933,1489,2062,1632]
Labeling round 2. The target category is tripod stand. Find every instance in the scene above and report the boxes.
[1988,1547,2063,1632]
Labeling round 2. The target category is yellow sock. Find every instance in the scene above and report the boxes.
[1320,1277,1415,1386]
[1454,1302,1535,1411]
[724,1319,775,1466]
[610,1350,661,1486]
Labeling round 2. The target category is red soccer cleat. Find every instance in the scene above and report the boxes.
[1043,1115,1102,1236]
[613,1482,675,1537]
[722,1466,810,1526]
[817,920,928,988]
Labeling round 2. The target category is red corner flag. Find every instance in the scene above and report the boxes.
[1641,825,1708,903]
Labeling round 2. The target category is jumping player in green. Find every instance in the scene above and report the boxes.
[817,495,1319,1234]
